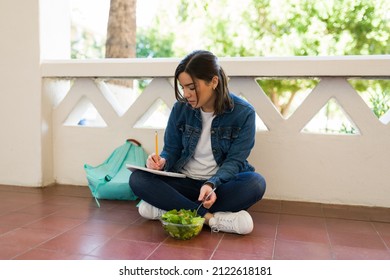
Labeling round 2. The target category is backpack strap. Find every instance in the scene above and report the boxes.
[103,141,133,181]
[127,138,142,146]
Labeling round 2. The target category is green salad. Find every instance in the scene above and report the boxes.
[161,209,205,240]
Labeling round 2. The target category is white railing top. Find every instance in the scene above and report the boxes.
[41,55,390,78]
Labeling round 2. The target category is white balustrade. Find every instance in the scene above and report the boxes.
[41,56,390,207]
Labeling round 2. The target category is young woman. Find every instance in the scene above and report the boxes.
[130,50,266,234]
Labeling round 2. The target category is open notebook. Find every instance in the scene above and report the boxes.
[126,164,186,178]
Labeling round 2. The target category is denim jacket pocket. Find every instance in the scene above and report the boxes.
[218,126,241,152]
[180,124,200,150]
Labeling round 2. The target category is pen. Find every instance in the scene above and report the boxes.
[203,187,217,202]
[196,187,217,213]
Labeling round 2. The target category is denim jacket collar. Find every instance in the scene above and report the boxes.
[161,93,255,188]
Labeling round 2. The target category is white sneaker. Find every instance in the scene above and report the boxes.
[138,201,166,220]
[208,210,254,235]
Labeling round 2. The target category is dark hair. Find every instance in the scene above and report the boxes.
[174,50,232,115]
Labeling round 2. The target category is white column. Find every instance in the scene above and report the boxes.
[0,0,70,187]
[40,0,71,186]
[0,0,42,186]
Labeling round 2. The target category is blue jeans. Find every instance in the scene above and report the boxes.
[129,170,266,217]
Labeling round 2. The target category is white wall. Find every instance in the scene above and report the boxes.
[0,1,43,186]
[0,0,70,187]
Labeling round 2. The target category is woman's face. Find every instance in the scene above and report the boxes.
[178,72,218,112]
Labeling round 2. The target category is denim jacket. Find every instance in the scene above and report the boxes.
[160,93,256,188]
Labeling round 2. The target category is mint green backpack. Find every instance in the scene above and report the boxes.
[84,139,148,207]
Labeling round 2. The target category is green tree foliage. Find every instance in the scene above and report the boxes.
[198,0,389,57]
[370,88,390,118]
[350,79,390,118]
[71,0,389,118]
[136,27,175,58]
[193,0,389,116]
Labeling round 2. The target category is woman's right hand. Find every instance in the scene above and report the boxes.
[146,153,166,170]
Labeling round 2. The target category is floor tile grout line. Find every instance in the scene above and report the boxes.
[145,236,170,260]
[270,213,281,260]
[72,215,148,259]
[19,214,148,260]
[371,221,390,253]
[208,232,225,260]
[323,217,337,260]
[10,219,88,260]
[0,206,86,240]
[0,200,47,218]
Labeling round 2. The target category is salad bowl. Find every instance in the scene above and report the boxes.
[160,209,205,240]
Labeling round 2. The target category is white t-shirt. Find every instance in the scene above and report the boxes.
[181,109,219,180]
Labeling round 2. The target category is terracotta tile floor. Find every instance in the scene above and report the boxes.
[1,184,389,260]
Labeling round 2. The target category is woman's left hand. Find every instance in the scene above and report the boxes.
[198,184,216,209]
